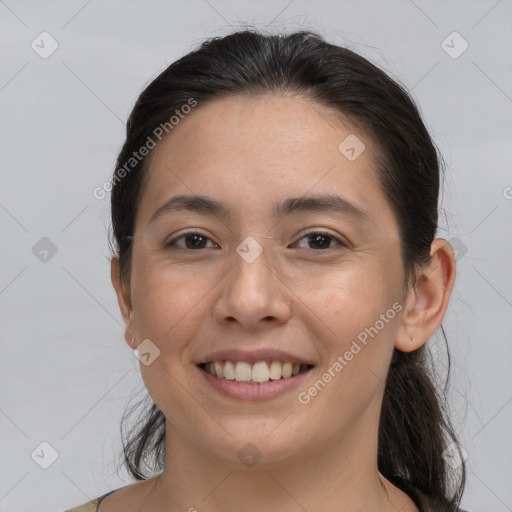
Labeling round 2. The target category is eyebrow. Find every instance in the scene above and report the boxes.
[148,193,372,225]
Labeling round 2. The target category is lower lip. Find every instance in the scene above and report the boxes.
[198,366,313,401]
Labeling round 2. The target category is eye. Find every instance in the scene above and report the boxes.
[165,231,219,251]
[292,231,345,251]
[165,230,345,252]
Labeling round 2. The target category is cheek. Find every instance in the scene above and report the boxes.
[131,268,208,417]
[296,282,398,434]
[305,260,389,325]
[131,264,213,353]
[303,261,399,368]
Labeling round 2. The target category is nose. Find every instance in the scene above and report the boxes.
[213,241,292,330]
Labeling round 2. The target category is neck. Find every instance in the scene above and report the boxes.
[147,416,414,512]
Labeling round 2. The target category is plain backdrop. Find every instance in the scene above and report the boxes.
[1,1,511,511]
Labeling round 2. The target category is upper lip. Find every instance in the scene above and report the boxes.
[196,348,315,366]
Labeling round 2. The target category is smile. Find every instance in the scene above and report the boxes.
[199,360,314,384]
[197,360,314,401]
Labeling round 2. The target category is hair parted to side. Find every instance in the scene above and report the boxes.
[109,28,466,510]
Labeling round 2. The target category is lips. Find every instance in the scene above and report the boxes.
[198,361,313,401]
[195,348,315,395]
[196,348,315,367]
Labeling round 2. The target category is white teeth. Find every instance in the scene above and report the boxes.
[203,360,311,383]
[235,361,252,381]
[269,361,282,380]
[214,361,224,378]
[281,362,292,378]
[252,361,270,382]
[223,360,236,380]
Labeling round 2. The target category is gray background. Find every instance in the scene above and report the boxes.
[1,1,511,511]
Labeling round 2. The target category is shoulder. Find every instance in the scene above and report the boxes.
[63,495,103,512]
[62,487,128,512]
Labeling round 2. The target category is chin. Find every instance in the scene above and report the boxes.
[202,424,309,470]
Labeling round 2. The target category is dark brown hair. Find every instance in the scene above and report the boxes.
[109,28,466,510]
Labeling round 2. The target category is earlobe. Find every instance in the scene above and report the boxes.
[394,238,456,353]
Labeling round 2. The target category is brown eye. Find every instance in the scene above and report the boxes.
[166,232,218,250]
[293,232,344,251]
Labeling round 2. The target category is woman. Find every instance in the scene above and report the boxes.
[65,29,468,512]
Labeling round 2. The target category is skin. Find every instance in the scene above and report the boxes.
[108,93,456,512]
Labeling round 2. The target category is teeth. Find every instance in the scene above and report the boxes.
[281,362,292,378]
[252,361,270,382]
[203,360,311,383]
[269,361,282,380]
[235,361,252,381]
[214,361,224,378]
[223,360,236,380]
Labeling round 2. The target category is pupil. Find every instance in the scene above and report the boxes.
[186,234,206,249]
[310,234,330,249]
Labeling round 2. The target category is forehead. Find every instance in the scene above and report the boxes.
[136,93,391,229]
[150,92,365,158]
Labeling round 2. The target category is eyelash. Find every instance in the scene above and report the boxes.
[165,230,345,252]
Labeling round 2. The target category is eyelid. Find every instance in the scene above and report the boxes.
[165,228,348,252]
[165,229,218,248]
[292,229,347,249]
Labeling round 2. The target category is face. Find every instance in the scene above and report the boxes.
[115,93,409,469]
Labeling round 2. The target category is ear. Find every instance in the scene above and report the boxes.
[395,238,456,352]
[111,254,135,349]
